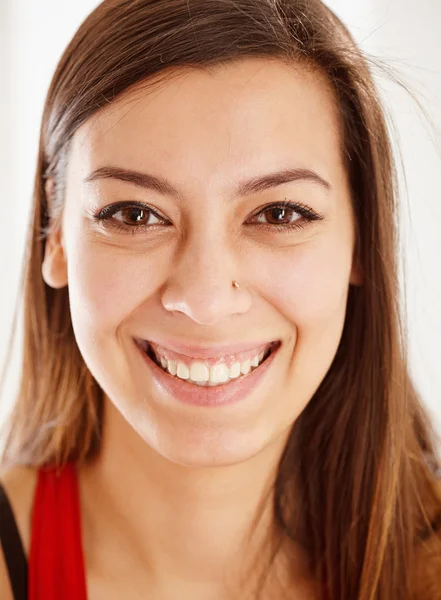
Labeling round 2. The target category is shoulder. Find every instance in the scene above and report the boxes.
[0,466,38,600]
[0,550,14,600]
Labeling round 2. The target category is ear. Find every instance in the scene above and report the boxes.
[41,178,68,289]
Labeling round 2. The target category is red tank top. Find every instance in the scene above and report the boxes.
[28,462,330,600]
[29,462,87,600]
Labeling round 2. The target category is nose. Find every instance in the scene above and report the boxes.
[160,236,252,326]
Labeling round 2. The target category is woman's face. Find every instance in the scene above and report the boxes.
[43,58,361,467]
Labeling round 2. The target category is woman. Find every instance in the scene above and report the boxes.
[0,0,440,598]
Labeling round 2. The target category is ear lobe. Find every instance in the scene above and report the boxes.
[42,178,68,289]
[42,235,68,289]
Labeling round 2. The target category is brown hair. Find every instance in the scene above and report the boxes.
[1,0,441,597]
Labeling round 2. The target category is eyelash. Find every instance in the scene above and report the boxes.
[93,199,325,235]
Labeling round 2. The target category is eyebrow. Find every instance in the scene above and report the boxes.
[84,165,332,200]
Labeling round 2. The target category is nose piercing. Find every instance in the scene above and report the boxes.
[232,281,240,289]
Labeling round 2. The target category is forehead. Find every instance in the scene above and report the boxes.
[71,58,345,191]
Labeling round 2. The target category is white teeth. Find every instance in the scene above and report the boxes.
[177,363,190,380]
[229,362,241,379]
[168,360,178,376]
[190,362,210,383]
[209,363,230,384]
[150,344,274,386]
[250,354,260,368]
[241,359,251,375]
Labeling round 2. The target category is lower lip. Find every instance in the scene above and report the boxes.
[136,341,280,407]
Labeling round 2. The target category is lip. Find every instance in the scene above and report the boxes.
[141,340,277,369]
[135,339,281,408]
[137,338,280,361]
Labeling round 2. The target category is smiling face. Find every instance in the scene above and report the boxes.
[42,58,361,467]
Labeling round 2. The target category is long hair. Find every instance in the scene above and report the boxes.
[1,1,440,598]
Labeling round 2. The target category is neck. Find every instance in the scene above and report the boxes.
[79,397,295,596]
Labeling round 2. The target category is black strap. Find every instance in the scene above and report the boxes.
[0,483,28,600]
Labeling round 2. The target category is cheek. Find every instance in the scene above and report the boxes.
[63,233,169,402]
[66,227,353,335]
[255,236,354,327]
[66,236,166,333]
[265,236,353,406]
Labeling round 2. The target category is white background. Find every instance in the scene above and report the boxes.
[0,0,440,440]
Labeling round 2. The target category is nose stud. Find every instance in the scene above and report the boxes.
[232,281,240,289]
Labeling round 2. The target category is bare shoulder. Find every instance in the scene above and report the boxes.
[0,548,14,600]
[0,465,38,599]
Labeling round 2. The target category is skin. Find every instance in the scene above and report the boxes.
[1,58,362,599]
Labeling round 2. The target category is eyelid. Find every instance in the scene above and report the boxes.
[93,198,325,235]
[95,200,169,221]
[248,199,322,220]
[94,198,322,221]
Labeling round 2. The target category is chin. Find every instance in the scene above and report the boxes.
[138,420,274,468]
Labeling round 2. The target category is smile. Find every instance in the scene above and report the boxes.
[138,340,279,387]
[134,339,282,409]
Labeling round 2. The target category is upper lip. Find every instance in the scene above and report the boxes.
[136,338,281,360]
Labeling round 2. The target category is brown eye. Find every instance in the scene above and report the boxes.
[246,200,324,233]
[116,207,158,226]
[258,205,300,226]
[94,201,169,235]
